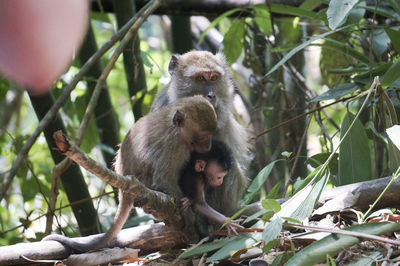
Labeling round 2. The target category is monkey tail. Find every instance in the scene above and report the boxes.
[42,194,134,253]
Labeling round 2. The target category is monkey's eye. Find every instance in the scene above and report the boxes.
[210,74,219,81]
[196,75,205,81]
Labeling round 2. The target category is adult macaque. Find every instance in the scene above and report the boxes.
[179,140,243,236]
[44,96,217,252]
[152,51,252,215]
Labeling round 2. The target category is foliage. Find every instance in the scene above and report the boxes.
[1,0,400,264]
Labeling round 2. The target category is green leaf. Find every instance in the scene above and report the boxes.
[198,7,243,45]
[316,38,370,64]
[306,152,339,176]
[351,251,383,266]
[387,0,400,13]
[327,0,359,30]
[223,19,245,65]
[266,181,282,199]
[261,218,283,245]
[179,237,232,259]
[358,3,400,21]
[282,217,302,224]
[241,160,280,205]
[385,28,400,54]
[207,232,263,262]
[262,211,275,221]
[264,25,349,77]
[310,83,360,102]
[300,0,325,11]
[243,209,267,223]
[252,5,273,35]
[261,199,281,213]
[285,222,400,266]
[338,112,372,185]
[372,29,391,57]
[381,59,400,89]
[348,5,366,24]
[278,167,330,221]
[267,3,317,19]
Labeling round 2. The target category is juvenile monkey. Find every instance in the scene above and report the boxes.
[179,140,243,236]
[152,51,252,216]
[44,96,217,252]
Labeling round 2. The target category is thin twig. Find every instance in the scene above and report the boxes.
[254,95,357,139]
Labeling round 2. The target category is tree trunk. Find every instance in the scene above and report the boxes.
[29,92,102,236]
[171,15,192,54]
[113,0,148,119]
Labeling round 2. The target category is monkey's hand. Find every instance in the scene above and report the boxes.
[180,197,192,211]
[224,219,244,237]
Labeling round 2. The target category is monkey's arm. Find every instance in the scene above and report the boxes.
[193,179,243,236]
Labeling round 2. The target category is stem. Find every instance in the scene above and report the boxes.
[362,166,400,221]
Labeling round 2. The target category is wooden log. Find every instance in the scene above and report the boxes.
[0,223,187,265]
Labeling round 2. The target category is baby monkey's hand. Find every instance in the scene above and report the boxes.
[180,197,192,211]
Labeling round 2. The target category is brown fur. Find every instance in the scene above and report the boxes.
[152,51,252,216]
[44,96,217,252]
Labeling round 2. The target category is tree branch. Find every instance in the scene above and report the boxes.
[52,130,184,227]
[0,223,187,265]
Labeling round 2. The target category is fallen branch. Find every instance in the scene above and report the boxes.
[0,223,187,265]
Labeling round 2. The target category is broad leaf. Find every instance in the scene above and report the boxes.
[310,83,360,102]
[198,7,243,45]
[241,160,280,205]
[265,25,349,77]
[252,5,273,35]
[338,112,372,185]
[387,0,400,13]
[261,218,283,250]
[207,230,264,262]
[327,0,359,30]
[385,28,400,54]
[372,28,391,57]
[267,3,317,19]
[278,167,330,221]
[179,237,232,259]
[381,59,400,89]
[223,19,245,65]
[358,3,400,21]
[306,152,339,176]
[317,38,369,64]
[286,222,400,266]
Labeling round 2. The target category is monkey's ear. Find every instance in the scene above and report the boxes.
[168,54,180,75]
[173,109,185,127]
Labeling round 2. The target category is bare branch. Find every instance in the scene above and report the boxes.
[0,223,187,264]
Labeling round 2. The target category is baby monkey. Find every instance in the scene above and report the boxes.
[179,140,244,236]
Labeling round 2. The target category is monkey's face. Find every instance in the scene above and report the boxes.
[204,161,227,187]
[169,51,233,111]
[172,96,217,153]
